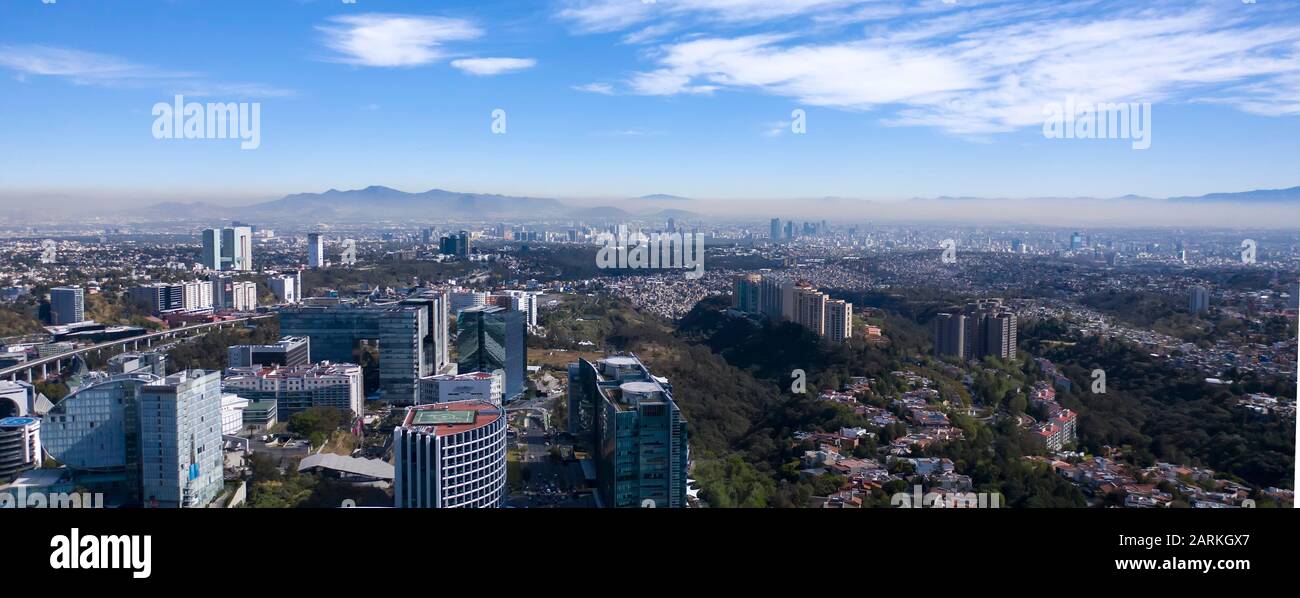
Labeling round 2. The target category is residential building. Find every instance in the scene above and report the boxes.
[1190,285,1209,314]
[826,299,853,344]
[393,401,506,508]
[211,275,257,311]
[733,274,761,313]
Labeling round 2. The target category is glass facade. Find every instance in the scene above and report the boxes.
[456,306,525,401]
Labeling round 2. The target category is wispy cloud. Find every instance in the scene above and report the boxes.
[572,1,1300,134]
[450,57,537,76]
[0,44,293,97]
[317,13,482,67]
[573,82,617,95]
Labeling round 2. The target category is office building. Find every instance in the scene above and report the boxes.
[221,225,253,271]
[401,291,452,375]
[418,372,503,406]
[826,299,853,344]
[220,394,248,435]
[107,351,167,377]
[393,401,507,508]
[280,304,430,405]
[211,275,257,311]
[227,336,311,368]
[308,232,325,268]
[566,355,688,508]
[49,286,85,326]
[139,370,224,508]
[267,273,300,305]
[449,290,487,313]
[770,218,781,242]
[222,362,364,418]
[439,231,471,258]
[1190,285,1209,314]
[41,373,160,504]
[457,306,526,402]
[486,290,539,330]
[0,417,41,481]
[734,274,761,313]
[129,281,213,316]
[201,228,222,270]
[242,401,277,434]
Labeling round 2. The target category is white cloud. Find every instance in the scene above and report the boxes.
[574,82,617,95]
[0,44,293,97]
[558,0,878,32]
[450,57,537,76]
[318,13,482,67]
[601,2,1300,135]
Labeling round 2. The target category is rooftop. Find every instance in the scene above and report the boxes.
[402,401,501,437]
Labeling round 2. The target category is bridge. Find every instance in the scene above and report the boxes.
[1,314,276,383]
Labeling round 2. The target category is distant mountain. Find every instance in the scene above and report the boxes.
[250,186,567,219]
[650,208,701,220]
[579,206,633,219]
[637,194,691,201]
[1167,186,1300,203]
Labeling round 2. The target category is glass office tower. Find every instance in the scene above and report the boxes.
[456,306,525,402]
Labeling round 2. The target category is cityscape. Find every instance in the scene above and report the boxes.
[0,0,1296,516]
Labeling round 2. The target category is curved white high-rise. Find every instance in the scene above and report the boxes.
[393,401,506,508]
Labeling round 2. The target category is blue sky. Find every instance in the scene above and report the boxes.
[1,0,1299,208]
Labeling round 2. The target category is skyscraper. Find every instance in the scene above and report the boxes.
[49,286,85,325]
[770,218,781,242]
[566,355,688,508]
[267,274,299,304]
[457,306,526,402]
[826,299,853,344]
[138,370,224,508]
[1190,285,1209,313]
[221,225,253,271]
[307,232,324,268]
[933,313,967,359]
[934,299,1018,360]
[201,228,222,270]
[734,274,761,313]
